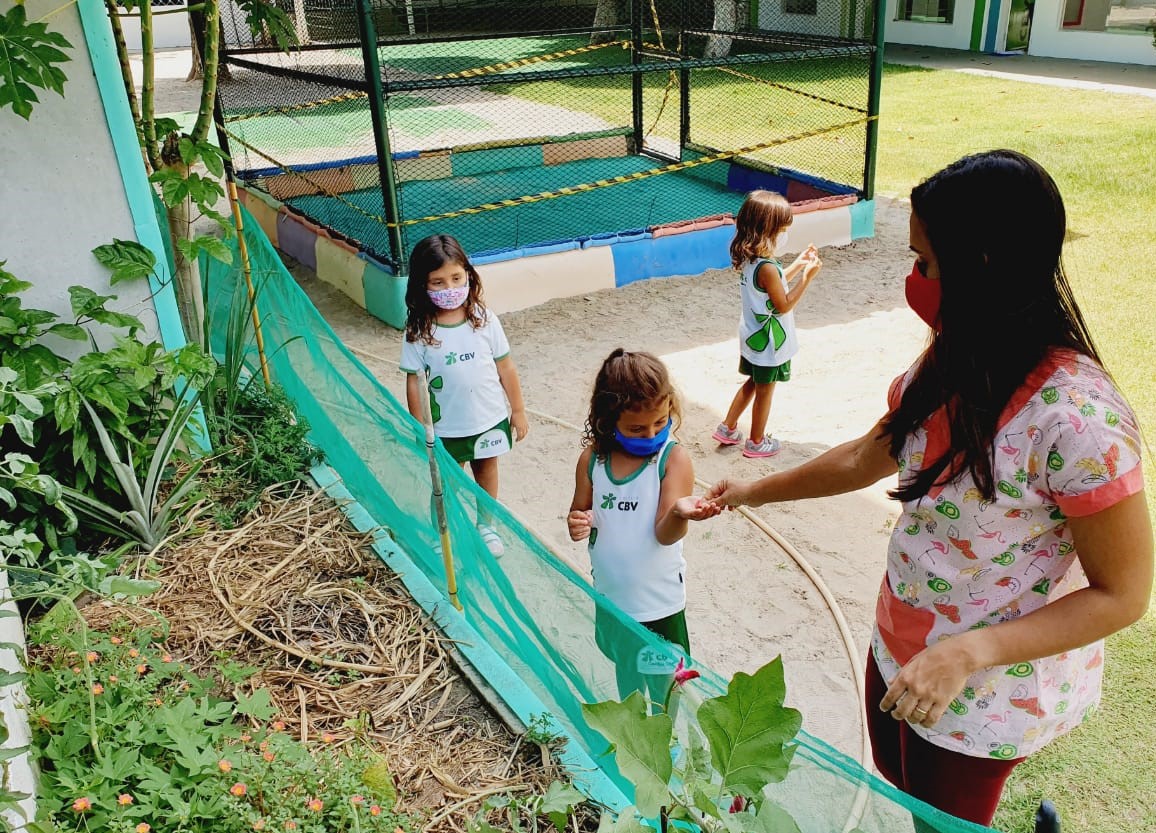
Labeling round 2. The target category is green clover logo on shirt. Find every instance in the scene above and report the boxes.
[600,493,616,509]
[427,374,444,424]
[745,298,788,352]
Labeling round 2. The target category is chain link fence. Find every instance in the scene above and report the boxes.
[215,0,882,270]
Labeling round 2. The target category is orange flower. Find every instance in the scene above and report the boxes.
[262,752,275,763]
[284,822,297,830]
[72,797,92,813]
[135,824,150,833]
[321,732,335,743]
[92,684,104,696]
[369,805,382,817]
[129,649,139,658]
[218,760,233,773]
[306,798,323,813]
[71,666,82,674]
[230,783,248,797]
[252,820,266,831]
[110,636,123,645]
[350,795,365,806]
[271,721,286,733]
[153,698,164,707]
[85,651,99,663]
[240,733,252,743]
[108,675,118,683]
[162,654,173,663]
[136,664,148,675]
[117,794,133,806]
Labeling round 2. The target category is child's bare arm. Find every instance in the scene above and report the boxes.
[567,448,595,541]
[496,356,529,441]
[405,372,423,422]
[654,446,720,545]
[763,256,821,314]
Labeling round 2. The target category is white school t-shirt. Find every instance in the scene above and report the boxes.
[399,309,511,438]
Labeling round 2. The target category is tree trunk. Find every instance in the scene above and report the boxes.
[704,0,739,58]
[165,172,207,348]
[187,17,232,82]
[590,0,618,44]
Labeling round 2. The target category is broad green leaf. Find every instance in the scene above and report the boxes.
[92,239,156,285]
[0,6,73,119]
[233,688,276,721]
[101,576,161,597]
[68,285,112,318]
[46,322,87,341]
[234,0,298,50]
[741,800,801,833]
[0,670,27,686]
[539,781,585,832]
[684,724,713,787]
[697,657,802,794]
[582,691,673,817]
[8,413,33,445]
[178,136,197,166]
[88,308,143,331]
[595,808,649,833]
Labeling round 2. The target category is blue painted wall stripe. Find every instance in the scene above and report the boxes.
[983,0,1004,51]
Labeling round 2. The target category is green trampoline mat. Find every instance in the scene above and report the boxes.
[286,154,744,261]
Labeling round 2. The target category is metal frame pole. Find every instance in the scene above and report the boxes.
[631,0,644,153]
[355,0,406,269]
[862,0,887,200]
[678,0,690,150]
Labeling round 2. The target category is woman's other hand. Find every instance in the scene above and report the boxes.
[879,636,982,728]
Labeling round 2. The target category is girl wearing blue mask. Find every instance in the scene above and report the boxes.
[567,349,720,697]
[401,234,528,556]
[713,189,822,458]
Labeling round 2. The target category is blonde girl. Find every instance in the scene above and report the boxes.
[713,190,822,458]
[400,234,528,556]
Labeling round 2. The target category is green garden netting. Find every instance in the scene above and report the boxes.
[202,206,997,833]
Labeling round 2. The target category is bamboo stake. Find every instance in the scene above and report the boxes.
[225,178,272,387]
[418,368,462,611]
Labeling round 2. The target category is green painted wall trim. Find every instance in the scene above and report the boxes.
[76,0,187,354]
[310,464,632,814]
[970,0,987,50]
[850,199,875,240]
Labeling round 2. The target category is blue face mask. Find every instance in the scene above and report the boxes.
[614,419,672,457]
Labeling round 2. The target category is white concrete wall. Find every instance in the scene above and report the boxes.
[0,0,164,355]
[120,5,192,51]
[883,0,978,48]
[1028,0,1156,63]
[759,0,848,38]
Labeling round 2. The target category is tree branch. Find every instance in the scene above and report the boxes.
[190,0,220,144]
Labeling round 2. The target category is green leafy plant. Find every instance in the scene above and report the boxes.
[470,781,587,833]
[0,5,72,120]
[581,657,803,832]
[61,393,204,551]
[23,617,416,833]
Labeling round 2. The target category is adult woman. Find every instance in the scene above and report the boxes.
[707,150,1152,827]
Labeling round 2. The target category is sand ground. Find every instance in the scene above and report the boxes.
[288,194,929,761]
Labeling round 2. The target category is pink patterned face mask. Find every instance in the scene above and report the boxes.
[427,285,469,310]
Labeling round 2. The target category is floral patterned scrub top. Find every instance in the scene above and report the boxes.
[871,350,1143,760]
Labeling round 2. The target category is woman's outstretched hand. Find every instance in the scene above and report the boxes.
[705,479,755,509]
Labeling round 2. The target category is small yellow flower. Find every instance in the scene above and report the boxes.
[117,794,133,806]
[218,760,233,773]
[306,798,323,813]
[135,824,150,833]
[92,683,104,696]
[369,805,382,817]
[72,797,92,813]
[230,783,248,797]
[85,651,99,663]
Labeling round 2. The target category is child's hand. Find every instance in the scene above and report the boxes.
[511,410,529,442]
[567,509,594,541]
[673,496,724,521]
[804,253,823,279]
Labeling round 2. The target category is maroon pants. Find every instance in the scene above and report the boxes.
[866,652,1023,828]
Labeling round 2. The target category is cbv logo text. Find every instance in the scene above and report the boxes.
[600,493,638,511]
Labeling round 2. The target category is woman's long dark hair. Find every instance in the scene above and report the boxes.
[883,149,1104,502]
[404,234,487,345]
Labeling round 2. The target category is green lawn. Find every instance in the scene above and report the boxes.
[507,60,1156,832]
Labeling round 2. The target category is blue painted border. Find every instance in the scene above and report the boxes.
[309,464,631,814]
[610,224,735,287]
[983,0,1004,52]
[77,0,186,354]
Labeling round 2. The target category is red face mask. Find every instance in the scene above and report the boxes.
[905,260,941,330]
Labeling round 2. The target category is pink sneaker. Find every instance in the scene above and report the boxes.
[712,423,743,445]
[743,436,781,458]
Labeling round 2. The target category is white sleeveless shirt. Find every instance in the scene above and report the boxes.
[738,258,799,368]
[587,439,686,622]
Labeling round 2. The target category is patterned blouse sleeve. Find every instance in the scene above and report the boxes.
[1041,369,1144,518]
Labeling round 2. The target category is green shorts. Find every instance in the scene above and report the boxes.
[740,356,792,385]
[440,418,512,464]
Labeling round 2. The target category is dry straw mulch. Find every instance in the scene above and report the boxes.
[82,481,585,833]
